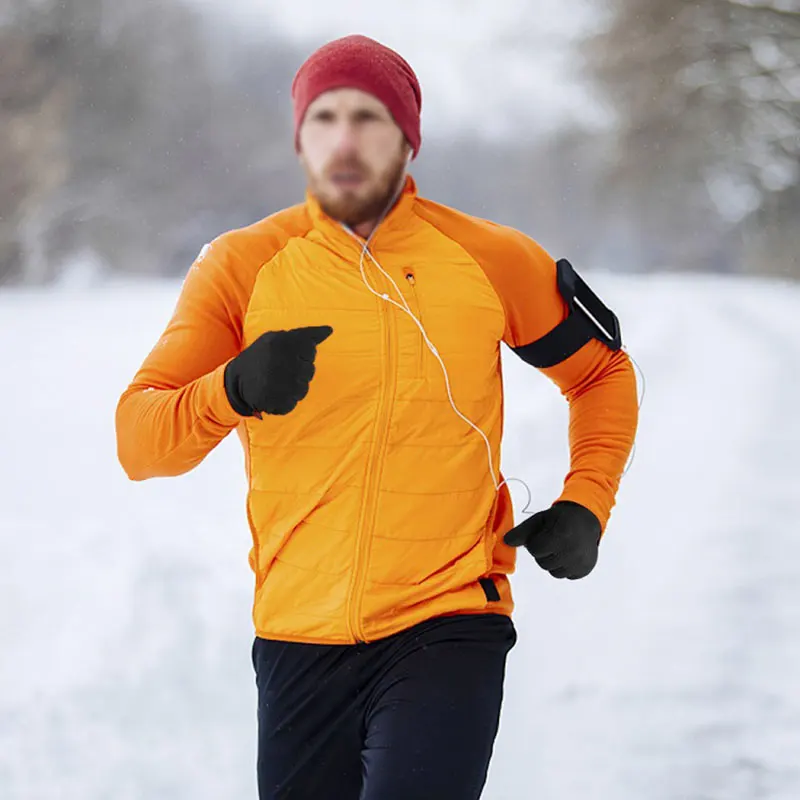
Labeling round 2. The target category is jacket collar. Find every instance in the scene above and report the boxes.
[305,174,419,253]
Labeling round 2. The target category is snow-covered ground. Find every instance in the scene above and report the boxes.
[2,270,800,799]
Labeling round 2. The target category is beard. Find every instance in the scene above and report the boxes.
[305,146,408,228]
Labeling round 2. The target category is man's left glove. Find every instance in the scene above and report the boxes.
[503,500,601,580]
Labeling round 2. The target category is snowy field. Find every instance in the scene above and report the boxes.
[2,270,800,799]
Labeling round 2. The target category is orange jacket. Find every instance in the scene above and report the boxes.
[116,176,638,644]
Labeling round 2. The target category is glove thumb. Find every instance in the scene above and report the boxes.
[503,508,551,547]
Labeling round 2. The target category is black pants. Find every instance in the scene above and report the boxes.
[252,612,517,800]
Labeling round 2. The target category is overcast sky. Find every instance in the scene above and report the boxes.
[188,0,604,138]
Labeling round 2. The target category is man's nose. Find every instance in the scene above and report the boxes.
[332,121,358,154]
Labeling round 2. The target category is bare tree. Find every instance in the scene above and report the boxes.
[0,17,73,284]
[0,0,306,285]
[582,0,800,276]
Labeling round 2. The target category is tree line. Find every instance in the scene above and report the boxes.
[1,0,797,285]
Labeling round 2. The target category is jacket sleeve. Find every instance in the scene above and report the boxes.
[484,231,639,531]
[115,238,250,481]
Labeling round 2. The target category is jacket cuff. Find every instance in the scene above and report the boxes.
[556,479,612,534]
[203,361,245,428]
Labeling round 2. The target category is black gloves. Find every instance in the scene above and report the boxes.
[224,325,333,417]
[503,500,601,580]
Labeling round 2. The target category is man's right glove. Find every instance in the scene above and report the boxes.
[224,325,333,417]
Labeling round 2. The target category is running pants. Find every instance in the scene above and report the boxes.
[252,612,517,799]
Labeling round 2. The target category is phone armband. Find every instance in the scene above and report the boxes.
[513,259,622,368]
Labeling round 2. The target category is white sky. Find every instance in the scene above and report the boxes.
[188,0,605,138]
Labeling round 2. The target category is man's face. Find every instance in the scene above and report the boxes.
[298,88,411,228]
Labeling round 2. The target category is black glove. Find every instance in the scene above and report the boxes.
[503,500,601,580]
[224,325,333,417]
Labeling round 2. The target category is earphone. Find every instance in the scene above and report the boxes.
[342,218,536,515]
[340,187,644,518]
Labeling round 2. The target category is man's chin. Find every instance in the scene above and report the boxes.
[312,166,406,227]
[318,192,376,227]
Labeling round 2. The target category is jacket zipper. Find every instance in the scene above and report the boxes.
[405,270,425,375]
[347,263,398,643]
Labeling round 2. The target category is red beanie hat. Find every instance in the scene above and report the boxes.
[291,35,422,159]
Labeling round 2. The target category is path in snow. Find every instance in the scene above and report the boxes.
[488,275,800,800]
[1,273,799,799]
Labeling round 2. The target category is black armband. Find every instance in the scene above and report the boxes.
[513,259,622,368]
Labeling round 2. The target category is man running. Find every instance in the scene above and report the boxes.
[116,34,639,800]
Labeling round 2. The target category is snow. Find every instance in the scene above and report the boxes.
[2,269,800,798]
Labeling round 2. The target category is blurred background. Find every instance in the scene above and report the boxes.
[2,0,798,287]
[2,2,800,799]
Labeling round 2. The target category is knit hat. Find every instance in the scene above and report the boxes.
[291,35,422,159]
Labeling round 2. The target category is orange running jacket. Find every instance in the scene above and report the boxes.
[115,176,639,644]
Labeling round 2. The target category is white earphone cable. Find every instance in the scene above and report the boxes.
[337,186,642,516]
[343,224,535,514]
